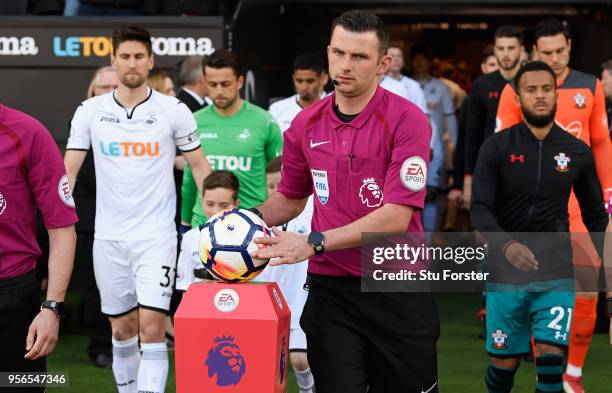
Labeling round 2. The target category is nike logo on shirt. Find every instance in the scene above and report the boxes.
[422,381,437,393]
[310,140,331,148]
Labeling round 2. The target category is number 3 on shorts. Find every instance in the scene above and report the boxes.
[547,306,572,332]
[160,265,172,288]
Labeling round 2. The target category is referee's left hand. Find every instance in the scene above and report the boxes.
[252,227,314,266]
[24,309,59,360]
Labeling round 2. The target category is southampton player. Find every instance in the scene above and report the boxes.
[495,19,612,392]
[463,25,523,207]
[181,49,283,228]
[472,62,608,393]
[268,53,328,132]
[175,171,240,292]
[64,25,212,393]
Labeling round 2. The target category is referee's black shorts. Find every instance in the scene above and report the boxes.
[0,269,46,392]
[300,273,439,393]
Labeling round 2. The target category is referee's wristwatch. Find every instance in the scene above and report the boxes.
[41,300,66,319]
[607,297,612,317]
[308,232,325,256]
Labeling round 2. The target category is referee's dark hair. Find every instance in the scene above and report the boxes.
[534,18,570,43]
[514,61,557,94]
[331,10,389,57]
[112,25,152,56]
[206,49,242,77]
[494,25,523,44]
[203,170,240,201]
[293,54,326,75]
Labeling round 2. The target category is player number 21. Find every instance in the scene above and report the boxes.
[547,306,572,332]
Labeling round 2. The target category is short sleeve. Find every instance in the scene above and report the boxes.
[265,118,283,161]
[173,102,200,152]
[383,108,431,209]
[28,123,78,229]
[277,122,312,199]
[66,103,92,150]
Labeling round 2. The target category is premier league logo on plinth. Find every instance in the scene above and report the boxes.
[205,335,246,386]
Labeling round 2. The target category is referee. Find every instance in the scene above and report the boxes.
[0,103,77,389]
[252,10,438,393]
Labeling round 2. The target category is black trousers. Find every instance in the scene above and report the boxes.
[300,274,440,393]
[0,270,45,393]
[76,233,112,357]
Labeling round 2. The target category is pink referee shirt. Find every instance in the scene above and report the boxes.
[278,86,431,276]
[0,103,78,279]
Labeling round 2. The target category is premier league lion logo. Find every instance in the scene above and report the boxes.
[279,336,286,384]
[359,178,384,208]
[205,336,246,386]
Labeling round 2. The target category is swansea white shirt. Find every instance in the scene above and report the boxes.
[67,88,200,240]
[268,93,326,132]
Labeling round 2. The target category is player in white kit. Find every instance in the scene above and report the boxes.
[64,25,212,393]
[268,53,329,132]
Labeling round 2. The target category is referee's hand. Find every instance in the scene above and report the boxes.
[24,309,59,360]
[252,227,314,266]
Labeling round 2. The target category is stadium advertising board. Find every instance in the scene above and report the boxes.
[0,17,223,67]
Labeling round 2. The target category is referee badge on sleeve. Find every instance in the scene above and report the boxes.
[400,157,427,191]
[311,169,329,205]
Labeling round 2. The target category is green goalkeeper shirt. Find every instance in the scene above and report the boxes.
[181,101,283,226]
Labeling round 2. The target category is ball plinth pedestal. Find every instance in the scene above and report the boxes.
[175,281,291,393]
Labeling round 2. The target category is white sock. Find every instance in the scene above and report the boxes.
[294,366,314,393]
[138,342,169,393]
[566,363,582,378]
[112,336,140,393]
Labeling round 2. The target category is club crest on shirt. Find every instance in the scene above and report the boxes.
[311,169,329,205]
[57,175,75,208]
[554,153,571,172]
[0,191,6,216]
[236,129,251,143]
[491,329,508,350]
[143,114,158,127]
[359,178,384,208]
[573,93,586,109]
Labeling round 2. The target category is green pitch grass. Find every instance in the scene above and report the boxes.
[47,294,612,392]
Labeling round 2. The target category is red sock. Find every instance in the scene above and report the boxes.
[567,296,597,371]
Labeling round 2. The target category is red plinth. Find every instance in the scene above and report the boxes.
[174,281,291,393]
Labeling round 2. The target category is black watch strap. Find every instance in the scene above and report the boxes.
[41,300,66,319]
[607,297,612,317]
[308,232,325,256]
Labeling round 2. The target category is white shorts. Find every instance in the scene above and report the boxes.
[289,325,307,351]
[93,233,177,316]
[256,261,309,350]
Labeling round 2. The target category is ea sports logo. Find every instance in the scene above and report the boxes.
[0,191,6,216]
[400,156,427,191]
[57,175,75,207]
[214,289,239,313]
